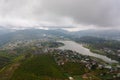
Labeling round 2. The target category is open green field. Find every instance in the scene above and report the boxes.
[10,54,68,80]
[61,62,86,75]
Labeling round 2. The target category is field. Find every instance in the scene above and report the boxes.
[10,54,68,80]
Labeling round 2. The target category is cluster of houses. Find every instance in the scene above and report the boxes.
[100,47,120,58]
[1,39,49,50]
[52,49,120,78]
[53,49,103,69]
[1,40,33,50]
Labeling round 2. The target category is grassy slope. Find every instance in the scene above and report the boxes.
[0,49,111,80]
[0,50,18,69]
[0,53,109,80]
[61,62,86,75]
[10,54,67,80]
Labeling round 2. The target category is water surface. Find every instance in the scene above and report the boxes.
[58,41,118,63]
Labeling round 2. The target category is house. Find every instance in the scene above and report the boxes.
[69,77,74,80]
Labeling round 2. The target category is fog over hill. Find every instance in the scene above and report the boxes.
[0,28,120,46]
[71,29,120,40]
[0,29,70,46]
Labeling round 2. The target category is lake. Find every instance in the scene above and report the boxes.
[58,41,118,63]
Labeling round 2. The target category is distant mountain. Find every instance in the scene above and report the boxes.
[0,29,70,46]
[0,28,120,46]
[0,28,11,35]
[71,29,120,40]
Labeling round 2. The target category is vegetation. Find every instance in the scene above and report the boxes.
[10,54,67,80]
[41,41,64,48]
[76,36,120,50]
[75,36,120,62]
[61,62,86,75]
[0,37,119,80]
[0,50,18,69]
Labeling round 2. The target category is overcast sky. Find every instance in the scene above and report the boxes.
[0,0,120,31]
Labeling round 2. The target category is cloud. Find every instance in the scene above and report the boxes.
[42,0,120,27]
[0,0,120,30]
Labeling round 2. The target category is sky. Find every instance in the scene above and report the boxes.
[0,0,120,31]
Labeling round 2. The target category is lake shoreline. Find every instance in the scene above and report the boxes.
[57,40,118,64]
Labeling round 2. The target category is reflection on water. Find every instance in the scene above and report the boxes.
[58,41,118,63]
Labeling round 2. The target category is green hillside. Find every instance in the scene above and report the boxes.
[10,54,68,80]
[0,39,119,80]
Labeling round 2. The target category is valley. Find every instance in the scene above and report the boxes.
[0,1,120,80]
[0,29,120,80]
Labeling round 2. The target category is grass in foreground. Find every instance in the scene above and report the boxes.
[10,54,68,80]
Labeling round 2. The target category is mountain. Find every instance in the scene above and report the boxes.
[71,29,120,40]
[0,28,120,46]
[0,29,70,46]
[0,28,12,35]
